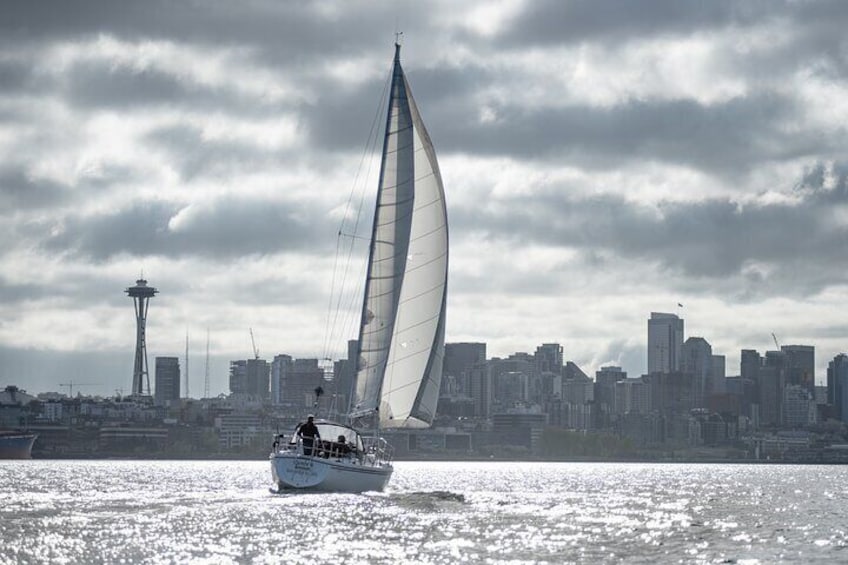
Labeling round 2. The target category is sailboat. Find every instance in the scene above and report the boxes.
[270,41,449,492]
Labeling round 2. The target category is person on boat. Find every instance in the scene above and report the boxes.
[298,415,320,456]
[333,435,352,458]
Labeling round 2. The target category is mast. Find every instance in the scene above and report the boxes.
[352,41,410,423]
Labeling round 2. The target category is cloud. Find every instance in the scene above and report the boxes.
[40,196,328,261]
[2,1,848,391]
[450,160,848,297]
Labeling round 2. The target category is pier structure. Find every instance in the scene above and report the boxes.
[126,278,158,396]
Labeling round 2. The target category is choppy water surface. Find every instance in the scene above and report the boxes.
[1,461,847,563]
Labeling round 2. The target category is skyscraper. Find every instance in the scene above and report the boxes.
[444,342,487,395]
[154,357,180,406]
[781,345,815,392]
[126,278,158,396]
[682,336,712,407]
[647,312,684,374]
[535,343,563,375]
[827,353,848,421]
[229,359,270,399]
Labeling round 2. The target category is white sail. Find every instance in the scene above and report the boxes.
[352,44,448,429]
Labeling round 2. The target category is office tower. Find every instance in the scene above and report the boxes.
[759,351,788,427]
[271,357,324,414]
[781,345,815,392]
[682,337,712,407]
[126,278,158,396]
[828,354,848,421]
[444,342,487,394]
[468,360,493,419]
[332,340,358,413]
[271,354,293,406]
[647,312,684,374]
[154,357,180,406]
[740,349,762,381]
[535,343,563,375]
[229,358,270,399]
[711,355,726,394]
[614,378,650,415]
[595,366,627,428]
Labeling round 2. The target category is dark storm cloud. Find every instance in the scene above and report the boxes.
[0,166,68,210]
[65,63,199,110]
[0,278,48,303]
[432,93,819,176]
[41,197,327,261]
[497,0,846,48]
[0,58,35,93]
[455,161,848,294]
[0,0,420,65]
[144,124,284,181]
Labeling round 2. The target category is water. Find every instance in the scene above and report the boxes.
[1,461,847,564]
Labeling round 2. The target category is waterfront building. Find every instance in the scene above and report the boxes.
[647,312,684,374]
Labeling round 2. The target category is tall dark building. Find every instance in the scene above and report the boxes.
[828,354,848,421]
[444,343,486,395]
[648,312,684,374]
[271,357,324,415]
[682,337,712,407]
[535,343,563,376]
[229,359,270,399]
[154,357,180,406]
[595,366,627,428]
[781,345,815,392]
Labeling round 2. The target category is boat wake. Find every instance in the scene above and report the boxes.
[384,490,466,510]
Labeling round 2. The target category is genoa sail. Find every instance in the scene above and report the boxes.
[351,43,449,429]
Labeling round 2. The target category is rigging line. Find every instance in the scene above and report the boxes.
[338,58,399,360]
[322,57,393,363]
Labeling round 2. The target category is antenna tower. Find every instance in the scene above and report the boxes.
[204,328,210,399]
[184,330,190,399]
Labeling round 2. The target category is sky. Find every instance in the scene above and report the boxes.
[2,0,848,397]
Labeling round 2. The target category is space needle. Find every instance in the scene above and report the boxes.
[126,277,158,397]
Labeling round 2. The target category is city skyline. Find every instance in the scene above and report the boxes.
[2,2,848,396]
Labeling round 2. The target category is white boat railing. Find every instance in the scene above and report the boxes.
[362,436,394,466]
[273,434,393,467]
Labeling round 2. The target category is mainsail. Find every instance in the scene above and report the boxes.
[351,44,449,429]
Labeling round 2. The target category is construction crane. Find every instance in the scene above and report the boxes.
[249,327,260,360]
[772,333,780,350]
[59,382,101,397]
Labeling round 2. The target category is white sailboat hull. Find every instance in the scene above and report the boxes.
[270,452,393,492]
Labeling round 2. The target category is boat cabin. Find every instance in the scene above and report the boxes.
[280,420,365,459]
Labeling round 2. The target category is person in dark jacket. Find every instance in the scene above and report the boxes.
[298,415,320,456]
